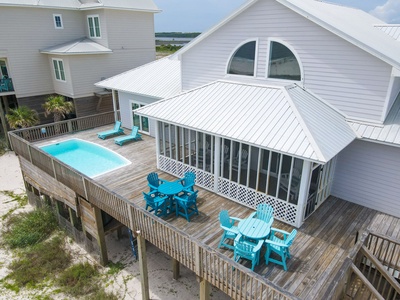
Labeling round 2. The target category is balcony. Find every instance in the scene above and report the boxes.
[8,113,400,299]
[0,77,14,93]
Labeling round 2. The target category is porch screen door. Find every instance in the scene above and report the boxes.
[304,165,321,219]
[131,102,149,133]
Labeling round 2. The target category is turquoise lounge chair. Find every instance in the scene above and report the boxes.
[114,126,142,146]
[97,121,124,139]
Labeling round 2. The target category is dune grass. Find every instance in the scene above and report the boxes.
[1,206,118,298]
[2,207,57,248]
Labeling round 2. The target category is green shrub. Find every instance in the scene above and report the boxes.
[7,235,71,288]
[57,262,99,296]
[2,207,57,248]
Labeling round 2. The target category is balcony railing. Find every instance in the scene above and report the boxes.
[0,77,14,92]
[8,113,298,300]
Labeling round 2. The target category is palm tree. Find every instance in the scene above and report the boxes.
[43,95,74,123]
[6,106,39,129]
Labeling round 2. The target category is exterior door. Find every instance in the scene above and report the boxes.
[131,102,149,133]
[304,164,321,219]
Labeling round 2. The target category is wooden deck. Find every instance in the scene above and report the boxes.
[34,125,400,299]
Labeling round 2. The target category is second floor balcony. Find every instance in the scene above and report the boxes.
[0,77,14,93]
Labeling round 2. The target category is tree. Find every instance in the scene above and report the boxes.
[43,95,74,123]
[6,106,39,129]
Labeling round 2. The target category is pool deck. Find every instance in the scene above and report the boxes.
[32,125,400,299]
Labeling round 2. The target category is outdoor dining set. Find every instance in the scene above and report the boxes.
[143,171,199,222]
[218,203,297,271]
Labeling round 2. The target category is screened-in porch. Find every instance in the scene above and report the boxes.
[156,121,336,227]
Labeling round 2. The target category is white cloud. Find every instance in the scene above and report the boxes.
[370,0,400,23]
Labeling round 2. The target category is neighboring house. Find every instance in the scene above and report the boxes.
[0,0,159,124]
[96,0,400,227]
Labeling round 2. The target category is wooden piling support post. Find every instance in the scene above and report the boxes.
[93,206,108,266]
[172,258,180,280]
[136,230,150,300]
[199,277,210,300]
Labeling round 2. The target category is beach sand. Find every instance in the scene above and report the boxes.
[0,151,228,299]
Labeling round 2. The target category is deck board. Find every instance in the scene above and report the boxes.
[33,126,400,299]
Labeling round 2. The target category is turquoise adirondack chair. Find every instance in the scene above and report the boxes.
[147,172,165,192]
[218,210,242,250]
[234,233,264,271]
[143,191,168,217]
[114,126,142,146]
[264,228,297,271]
[174,190,199,222]
[250,203,274,227]
[97,121,124,139]
[177,171,196,192]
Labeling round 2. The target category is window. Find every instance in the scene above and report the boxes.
[227,41,256,76]
[53,14,63,29]
[52,59,65,82]
[87,15,101,38]
[268,41,301,81]
[131,102,149,133]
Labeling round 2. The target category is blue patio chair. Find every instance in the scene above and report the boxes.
[177,171,196,192]
[264,228,297,271]
[234,233,264,271]
[114,126,142,146]
[250,203,274,227]
[218,210,242,250]
[174,190,199,222]
[97,121,124,139]
[143,191,168,217]
[147,172,166,192]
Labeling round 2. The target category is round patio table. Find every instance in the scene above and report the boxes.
[157,181,184,216]
[238,218,271,240]
[158,181,183,196]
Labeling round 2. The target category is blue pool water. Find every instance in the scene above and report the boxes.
[40,139,131,178]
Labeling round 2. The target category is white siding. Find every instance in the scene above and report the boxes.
[0,7,85,97]
[104,10,155,51]
[118,91,158,136]
[68,50,155,97]
[332,140,400,218]
[385,77,400,119]
[181,0,391,122]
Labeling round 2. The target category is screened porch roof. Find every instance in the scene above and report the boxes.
[135,80,356,163]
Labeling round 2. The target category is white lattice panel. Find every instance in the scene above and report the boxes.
[217,178,297,225]
[158,156,214,190]
[159,156,298,225]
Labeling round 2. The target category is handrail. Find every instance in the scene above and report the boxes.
[349,263,385,300]
[365,231,400,278]
[360,245,400,295]
[7,119,297,300]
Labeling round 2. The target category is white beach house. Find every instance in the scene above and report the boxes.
[96,0,400,227]
[0,0,159,123]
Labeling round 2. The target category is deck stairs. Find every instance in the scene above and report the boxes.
[343,233,400,300]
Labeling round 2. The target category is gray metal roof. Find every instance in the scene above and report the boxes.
[40,38,112,55]
[136,80,356,163]
[349,95,400,147]
[0,0,160,12]
[95,56,181,99]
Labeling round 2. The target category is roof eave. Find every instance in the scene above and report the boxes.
[276,0,400,70]
[40,50,113,55]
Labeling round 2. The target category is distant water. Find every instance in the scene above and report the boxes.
[156,37,194,46]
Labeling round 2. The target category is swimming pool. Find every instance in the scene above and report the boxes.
[40,139,131,178]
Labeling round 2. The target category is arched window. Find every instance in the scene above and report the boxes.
[268,41,301,81]
[227,41,256,76]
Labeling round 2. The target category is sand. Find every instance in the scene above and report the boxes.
[0,151,228,299]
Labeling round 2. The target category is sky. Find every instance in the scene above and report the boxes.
[152,0,400,32]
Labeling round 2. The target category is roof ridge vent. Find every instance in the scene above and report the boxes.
[79,0,101,4]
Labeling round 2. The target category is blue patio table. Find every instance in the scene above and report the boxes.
[157,181,184,215]
[238,218,271,240]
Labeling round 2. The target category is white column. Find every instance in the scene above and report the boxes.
[214,137,221,193]
[155,121,160,169]
[295,160,312,228]
[112,90,118,121]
